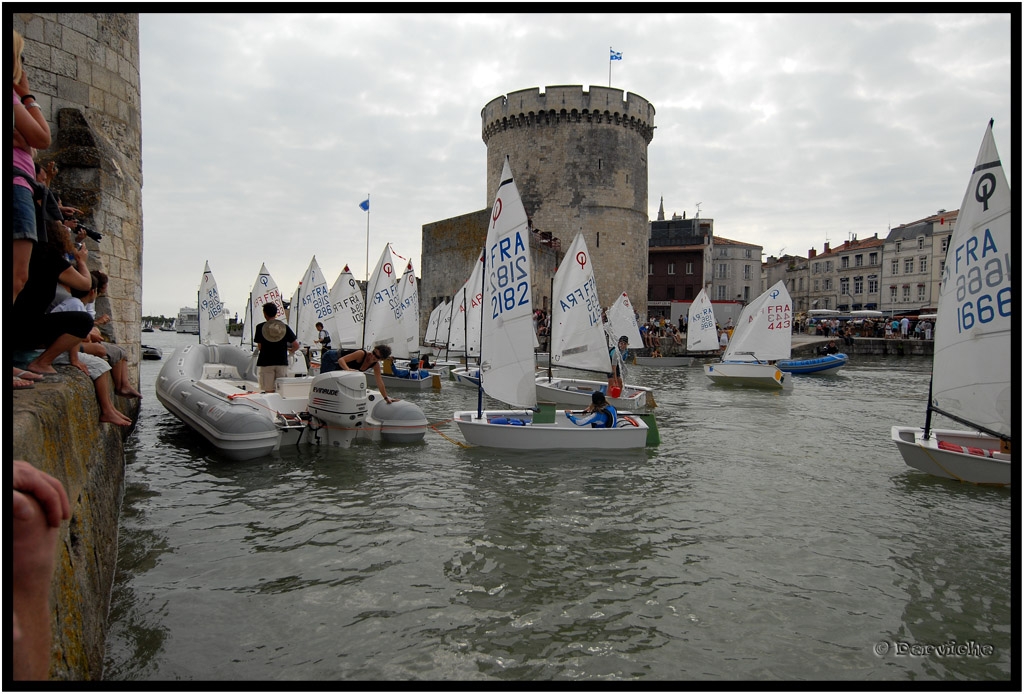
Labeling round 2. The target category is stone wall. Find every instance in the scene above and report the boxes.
[15,12,144,378]
[13,375,138,680]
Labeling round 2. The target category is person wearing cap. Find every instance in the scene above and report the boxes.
[565,391,617,429]
[254,303,299,393]
[607,335,630,392]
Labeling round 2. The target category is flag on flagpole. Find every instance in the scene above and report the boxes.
[359,198,370,212]
[610,48,622,61]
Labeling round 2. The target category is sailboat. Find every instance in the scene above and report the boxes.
[292,256,340,373]
[891,120,1011,486]
[686,288,720,353]
[363,245,440,390]
[198,261,230,346]
[704,280,794,389]
[449,254,486,388]
[536,233,656,409]
[156,263,428,461]
[328,265,365,351]
[453,159,653,450]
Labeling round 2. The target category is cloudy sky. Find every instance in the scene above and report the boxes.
[138,12,1012,319]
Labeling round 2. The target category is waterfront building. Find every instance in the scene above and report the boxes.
[880,211,956,314]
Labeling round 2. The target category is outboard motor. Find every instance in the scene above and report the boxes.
[306,371,369,428]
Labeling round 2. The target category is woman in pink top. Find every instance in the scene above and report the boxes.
[13,31,53,389]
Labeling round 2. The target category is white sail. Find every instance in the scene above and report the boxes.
[329,265,365,350]
[397,258,420,358]
[286,283,300,335]
[436,300,453,347]
[723,280,792,362]
[448,254,484,355]
[480,159,536,408]
[687,288,719,352]
[293,256,338,350]
[424,300,445,346]
[198,261,230,345]
[932,121,1012,437]
[605,291,644,351]
[363,244,404,353]
[245,263,285,346]
[550,232,612,373]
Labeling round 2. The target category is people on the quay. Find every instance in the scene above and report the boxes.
[718,329,729,352]
[253,303,299,394]
[314,321,331,351]
[12,224,94,377]
[336,345,395,404]
[12,30,52,308]
[13,459,70,681]
[608,335,629,392]
[921,319,933,340]
[565,391,617,429]
[900,315,910,338]
[89,270,116,342]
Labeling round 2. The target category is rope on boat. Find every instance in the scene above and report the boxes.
[428,419,472,448]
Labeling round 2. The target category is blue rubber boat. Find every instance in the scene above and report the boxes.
[777,353,848,375]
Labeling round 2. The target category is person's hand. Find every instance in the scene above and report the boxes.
[13,460,70,528]
[14,71,31,98]
[73,243,89,264]
[95,315,110,325]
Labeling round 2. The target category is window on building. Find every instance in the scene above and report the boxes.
[717,285,728,300]
[825,261,833,272]
[798,277,804,291]
[840,278,850,295]
[648,263,653,275]
[890,286,898,302]
[717,263,727,279]
[891,259,899,275]
[685,262,693,275]
[904,258,914,274]
[719,248,729,257]
[939,259,945,276]
[869,252,878,265]
[813,262,820,274]
[941,236,949,254]
[824,278,832,291]
[667,262,675,275]
[868,277,878,294]
[919,257,927,274]
[855,254,863,267]
[743,264,752,280]
[854,276,863,294]
[841,256,850,269]
[918,284,926,301]
[668,285,675,300]
[918,236,925,250]
[814,279,820,291]
[902,286,911,302]
[895,240,902,252]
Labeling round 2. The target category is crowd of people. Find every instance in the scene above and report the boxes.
[13,30,142,679]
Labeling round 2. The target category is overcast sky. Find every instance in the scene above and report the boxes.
[138,12,1012,319]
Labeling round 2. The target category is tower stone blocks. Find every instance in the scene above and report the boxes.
[481,85,655,318]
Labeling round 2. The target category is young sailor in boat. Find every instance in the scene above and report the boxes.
[565,391,618,429]
[608,336,630,392]
[321,345,396,404]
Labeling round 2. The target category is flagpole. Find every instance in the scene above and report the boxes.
[609,46,612,87]
[364,194,370,283]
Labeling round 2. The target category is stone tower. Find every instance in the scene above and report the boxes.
[481,85,655,318]
[14,13,143,375]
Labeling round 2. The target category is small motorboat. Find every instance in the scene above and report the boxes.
[156,343,428,461]
[777,353,848,375]
[141,345,163,360]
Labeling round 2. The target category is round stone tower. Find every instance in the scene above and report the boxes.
[481,85,655,318]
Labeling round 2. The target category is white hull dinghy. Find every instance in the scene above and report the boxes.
[535,376,654,410]
[156,343,427,461]
[453,159,657,450]
[891,120,1011,486]
[704,280,794,390]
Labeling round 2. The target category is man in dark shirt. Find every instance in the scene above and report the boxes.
[253,303,299,393]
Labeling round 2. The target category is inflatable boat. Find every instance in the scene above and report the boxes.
[777,353,848,375]
[156,343,428,461]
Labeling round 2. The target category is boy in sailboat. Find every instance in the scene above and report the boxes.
[565,391,617,429]
[608,336,630,392]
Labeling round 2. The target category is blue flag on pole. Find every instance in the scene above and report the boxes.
[359,199,370,212]
[610,48,622,61]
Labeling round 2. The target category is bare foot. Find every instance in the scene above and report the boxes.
[25,362,57,375]
[100,412,133,426]
[116,388,142,399]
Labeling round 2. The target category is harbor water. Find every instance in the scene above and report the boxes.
[104,331,1012,682]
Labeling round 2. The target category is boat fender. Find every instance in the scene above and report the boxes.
[619,415,639,428]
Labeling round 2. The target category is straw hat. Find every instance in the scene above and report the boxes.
[262,319,288,342]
